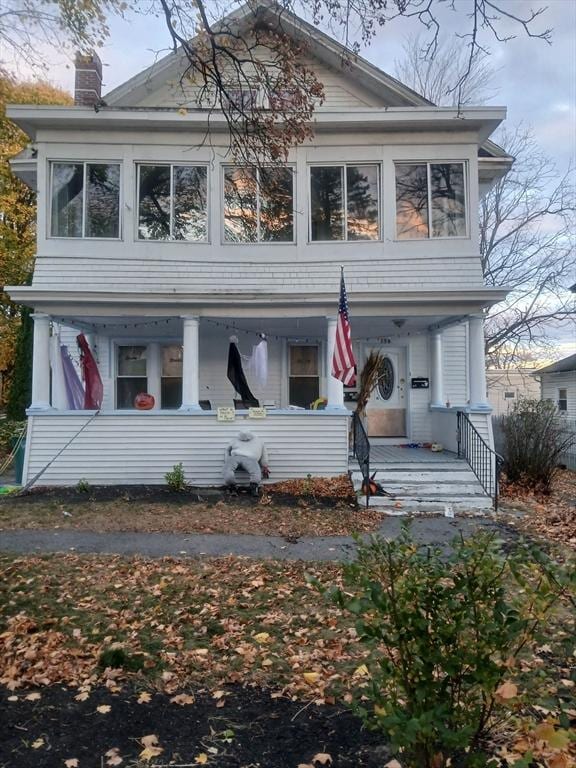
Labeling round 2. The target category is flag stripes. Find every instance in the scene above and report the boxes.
[332,268,356,386]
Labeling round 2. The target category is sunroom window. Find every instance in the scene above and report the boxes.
[289,344,319,408]
[161,345,183,409]
[137,164,208,241]
[310,164,380,241]
[50,162,120,238]
[223,166,294,243]
[395,162,467,239]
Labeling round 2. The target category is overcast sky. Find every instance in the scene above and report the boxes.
[26,0,575,173]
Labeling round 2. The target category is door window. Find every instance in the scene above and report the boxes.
[377,356,395,400]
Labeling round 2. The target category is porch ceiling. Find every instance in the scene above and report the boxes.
[54,314,462,340]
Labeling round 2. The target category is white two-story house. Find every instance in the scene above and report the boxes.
[7,2,512,501]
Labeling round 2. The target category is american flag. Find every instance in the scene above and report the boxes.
[332,268,356,386]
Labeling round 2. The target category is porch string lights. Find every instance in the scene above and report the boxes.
[53,316,466,344]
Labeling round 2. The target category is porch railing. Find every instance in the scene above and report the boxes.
[457,411,504,510]
[352,411,371,508]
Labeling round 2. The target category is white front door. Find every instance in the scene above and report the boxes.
[366,348,407,437]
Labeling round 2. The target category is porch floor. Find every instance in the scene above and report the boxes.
[368,445,460,466]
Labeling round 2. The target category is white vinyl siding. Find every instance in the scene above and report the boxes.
[442,324,468,406]
[541,372,576,418]
[23,412,350,486]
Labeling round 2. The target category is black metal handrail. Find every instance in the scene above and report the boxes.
[457,411,504,510]
[352,411,371,508]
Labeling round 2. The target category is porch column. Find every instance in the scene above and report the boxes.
[147,342,162,410]
[30,313,52,411]
[180,315,201,411]
[326,316,345,410]
[468,315,490,409]
[430,330,444,407]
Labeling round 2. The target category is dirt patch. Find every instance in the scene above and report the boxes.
[500,469,576,548]
[0,477,384,537]
[0,684,389,768]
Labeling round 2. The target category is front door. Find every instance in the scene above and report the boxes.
[366,348,407,437]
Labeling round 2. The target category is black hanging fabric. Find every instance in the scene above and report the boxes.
[227,341,258,405]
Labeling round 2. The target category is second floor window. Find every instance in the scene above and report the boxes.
[138,164,208,241]
[50,162,120,238]
[310,164,380,241]
[395,162,467,240]
[223,166,294,242]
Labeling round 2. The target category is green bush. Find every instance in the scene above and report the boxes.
[76,478,91,494]
[165,462,187,492]
[500,398,575,493]
[327,528,574,768]
[0,419,26,460]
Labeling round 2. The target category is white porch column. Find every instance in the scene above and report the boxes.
[430,330,444,407]
[180,315,201,411]
[326,316,345,410]
[30,313,52,411]
[468,315,490,409]
[147,342,162,410]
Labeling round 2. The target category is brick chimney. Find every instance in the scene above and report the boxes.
[74,52,103,107]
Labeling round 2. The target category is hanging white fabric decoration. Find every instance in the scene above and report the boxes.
[247,334,268,389]
[50,328,68,411]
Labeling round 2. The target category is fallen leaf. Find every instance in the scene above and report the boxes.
[353,664,370,678]
[533,723,570,749]
[64,760,79,768]
[170,693,195,706]
[495,681,518,700]
[303,672,320,684]
[195,754,208,765]
[105,747,123,766]
[137,692,152,704]
[25,692,41,701]
[254,632,271,644]
[7,696,18,702]
[385,761,403,768]
[140,734,163,762]
[75,692,90,702]
[96,704,111,714]
[31,738,45,749]
[313,753,332,765]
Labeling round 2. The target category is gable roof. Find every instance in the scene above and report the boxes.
[104,0,433,109]
[535,354,576,374]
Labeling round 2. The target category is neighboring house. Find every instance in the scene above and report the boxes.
[534,354,576,419]
[6,2,512,490]
[486,368,540,416]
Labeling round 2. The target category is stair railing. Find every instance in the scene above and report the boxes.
[352,411,371,508]
[457,411,504,510]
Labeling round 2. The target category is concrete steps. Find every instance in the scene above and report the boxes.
[350,459,493,514]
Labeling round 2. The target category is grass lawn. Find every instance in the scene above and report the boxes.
[1,551,575,767]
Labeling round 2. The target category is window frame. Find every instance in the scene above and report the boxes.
[48,159,123,240]
[288,342,320,409]
[308,162,382,244]
[221,163,296,245]
[393,160,469,241]
[160,343,184,410]
[135,162,210,243]
[558,387,568,412]
[115,343,148,410]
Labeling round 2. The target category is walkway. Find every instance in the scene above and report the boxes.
[0,516,507,562]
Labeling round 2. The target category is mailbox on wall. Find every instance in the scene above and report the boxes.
[411,378,430,389]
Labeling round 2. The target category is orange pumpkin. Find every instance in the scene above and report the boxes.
[134,392,155,410]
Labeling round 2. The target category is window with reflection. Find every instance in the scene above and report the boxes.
[51,162,120,238]
[289,344,319,408]
[116,346,147,409]
[137,164,208,241]
[161,345,183,409]
[310,164,379,241]
[223,166,294,243]
[395,162,467,239]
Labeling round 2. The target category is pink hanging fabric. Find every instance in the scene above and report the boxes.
[77,334,103,409]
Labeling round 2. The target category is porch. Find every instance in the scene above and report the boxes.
[21,308,494,491]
